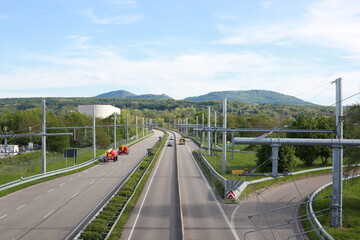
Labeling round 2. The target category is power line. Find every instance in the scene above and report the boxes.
[330,91,360,106]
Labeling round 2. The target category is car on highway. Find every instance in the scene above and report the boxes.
[167,141,173,147]
[169,136,174,140]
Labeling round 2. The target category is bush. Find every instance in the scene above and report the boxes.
[80,231,104,240]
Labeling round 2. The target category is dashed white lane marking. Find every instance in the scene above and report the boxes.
[69,178,74,181]
[34,195,42,200]
[17,204,26,210]
[186,145,241,240]
[89,180,96,185]
[0,214,7,220]
[76,174,81,177]
[48,189,55,193]
[126,143,166,240]
[44,210,54,219]
[59,183,65,187]
[83,170,88,173]
[71,192,79,199]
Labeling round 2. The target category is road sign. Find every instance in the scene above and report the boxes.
[232,170,245,175]
[226,191,235,199]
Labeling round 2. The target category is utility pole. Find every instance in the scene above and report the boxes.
[332,77,344,227]
[214,111,217,148]
[142,117,145,138]
[93,108,96,159]
[222,98,227,174]
[126,114,129,144]
[202,114,205,146]
[42,100,47,174]
[196,116,199,139]
[114,112,117,149]
[136,116,138,140]
[208,107,211,155]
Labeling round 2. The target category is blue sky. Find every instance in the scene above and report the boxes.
[0,0,359,106]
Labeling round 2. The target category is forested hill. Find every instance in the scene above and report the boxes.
[95,90,172,100]
[184,90,315,106]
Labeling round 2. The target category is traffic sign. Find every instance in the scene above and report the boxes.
[232,170,245,175]
[226,191,235,199]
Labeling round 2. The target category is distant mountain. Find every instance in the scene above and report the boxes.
[95,90,135,98]
[184,90,316,106]
[128,94,172,100]
[95,90,173,100]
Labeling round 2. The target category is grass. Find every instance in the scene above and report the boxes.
[0,148,106,186]
[200,148,332,182]
[308,178,360,240]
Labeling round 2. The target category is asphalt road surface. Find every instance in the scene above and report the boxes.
[121,134,332,240]
[230,174,332,240]
[121,132,240,240]
[0,130,163,240]
[120,132,182,240]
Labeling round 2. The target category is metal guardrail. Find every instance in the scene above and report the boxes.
[0,134,153,192]
[195,151,227,186]
[307,174,360,240]
[72,131,165,240]
[0,156,103,192]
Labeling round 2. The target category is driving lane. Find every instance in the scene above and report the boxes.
[0,130,163,240]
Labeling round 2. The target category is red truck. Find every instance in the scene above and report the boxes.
[118,145,130,155]
[103,149,118,162]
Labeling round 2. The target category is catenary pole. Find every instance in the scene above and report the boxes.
[42,100,47,174]
[222,98,227,174]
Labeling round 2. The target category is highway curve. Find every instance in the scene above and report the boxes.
[0,130,163,240]
[230,174,332,240]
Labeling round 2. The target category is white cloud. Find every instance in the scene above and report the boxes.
[218,0,360,54]
[1,35,359,105]
[81,9,142,24]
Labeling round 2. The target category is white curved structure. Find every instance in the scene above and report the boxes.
[78,105,121,118]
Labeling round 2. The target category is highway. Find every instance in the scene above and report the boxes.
[120,132,182,240]
[121,132,240,240]
[230,174,332,240]
[0,130,163,240]
[121,134,332,240]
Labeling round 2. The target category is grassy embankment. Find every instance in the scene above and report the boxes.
[300,178,360,240]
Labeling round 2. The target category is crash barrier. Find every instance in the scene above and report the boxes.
[306,174,360,240]
[72,131,166,240]
[193,150,339,199]
[0,134,151,192]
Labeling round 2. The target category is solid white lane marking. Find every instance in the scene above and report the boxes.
[44,210,54,219]
[83,170,88,173]
[71,192,79,199]
[48,188,54,193]
[59,183,65,187]
[127,144,166,240]
[17,204,26,210]
[186,145,241,240]
[34,195,42,200]
[0,214,8,220]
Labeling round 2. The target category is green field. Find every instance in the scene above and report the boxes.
[0,148,105,186]
[201,148,332,181]
[309,178,360,240]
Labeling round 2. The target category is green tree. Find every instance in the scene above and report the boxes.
[288,114,318,166]
[344,104,360,173]
[256,134,296,172]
